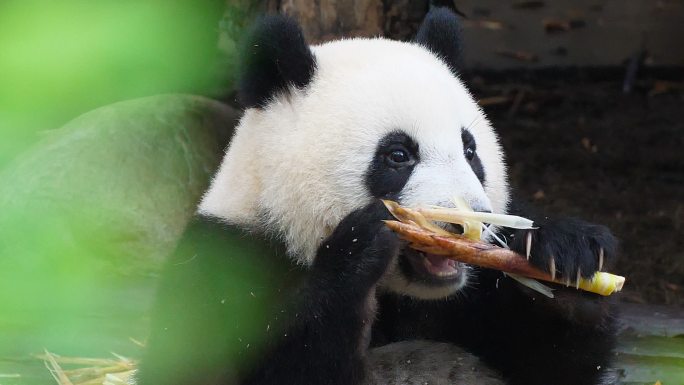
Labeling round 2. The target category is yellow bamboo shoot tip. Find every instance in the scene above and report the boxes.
[573,272,625,296]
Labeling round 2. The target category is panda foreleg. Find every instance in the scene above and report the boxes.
[503,205,619,327]
[242,201,399,385]
[508,220,618,289]
[472,203,619,385]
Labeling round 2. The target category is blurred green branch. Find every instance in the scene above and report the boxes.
[0,0,262,169]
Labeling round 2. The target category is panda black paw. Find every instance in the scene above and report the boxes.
[509,217,617,283]
[312,200,400,294]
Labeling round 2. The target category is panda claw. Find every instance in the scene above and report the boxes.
[598,248,604,271]
[575,269,581,289]
[525,232,532,260]
[549,257,556,281]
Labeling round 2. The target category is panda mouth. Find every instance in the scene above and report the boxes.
[403,248,465,282]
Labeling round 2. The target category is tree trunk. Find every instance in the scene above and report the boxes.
[266,0,432,43]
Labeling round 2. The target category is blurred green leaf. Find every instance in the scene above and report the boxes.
[0,0,235,167]
[0,1,264,381]
[0,73,239,385]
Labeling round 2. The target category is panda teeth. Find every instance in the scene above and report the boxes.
[420,252,459,277]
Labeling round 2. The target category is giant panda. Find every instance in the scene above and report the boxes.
[137,7,618,385]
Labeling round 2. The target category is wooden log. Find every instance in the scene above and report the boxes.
[268,0,384,43]
[614,303,684,385]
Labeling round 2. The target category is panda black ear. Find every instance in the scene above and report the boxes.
[415,6,463,74]
[237,15,316,109]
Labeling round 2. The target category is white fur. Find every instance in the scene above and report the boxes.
[199,38,510,297]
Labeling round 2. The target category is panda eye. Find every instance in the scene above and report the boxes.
[386,148,414,167]
[465,146,476,161]
[389,149,409,163]
[461,129,477,162]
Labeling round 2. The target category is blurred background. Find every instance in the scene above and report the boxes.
[0,1,682,384]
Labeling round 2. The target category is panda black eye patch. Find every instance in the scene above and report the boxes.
[461,128,486,183]
[365,131,420,199]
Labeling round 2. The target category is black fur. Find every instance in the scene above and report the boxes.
[241,200,399,385]
[462,128,486,183]
[429,0,467,18]
[415,6,463,74]
[505,197,618,280]
[373,273,617,385]
[237,15,316,109]
[365,131,420,199]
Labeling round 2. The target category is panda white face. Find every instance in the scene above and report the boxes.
[199,29,509,300]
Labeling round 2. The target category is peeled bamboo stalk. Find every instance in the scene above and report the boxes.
[384,219,625,296]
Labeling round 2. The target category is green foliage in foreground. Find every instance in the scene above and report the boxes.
[0,0,251,168]
[0,94,239,383]
[0,2,265,381]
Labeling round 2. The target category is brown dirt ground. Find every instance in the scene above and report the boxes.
[466,68,684,305]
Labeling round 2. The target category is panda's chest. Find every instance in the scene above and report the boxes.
[371,293,461,345]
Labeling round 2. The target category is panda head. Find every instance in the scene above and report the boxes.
[199,8,509,300]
